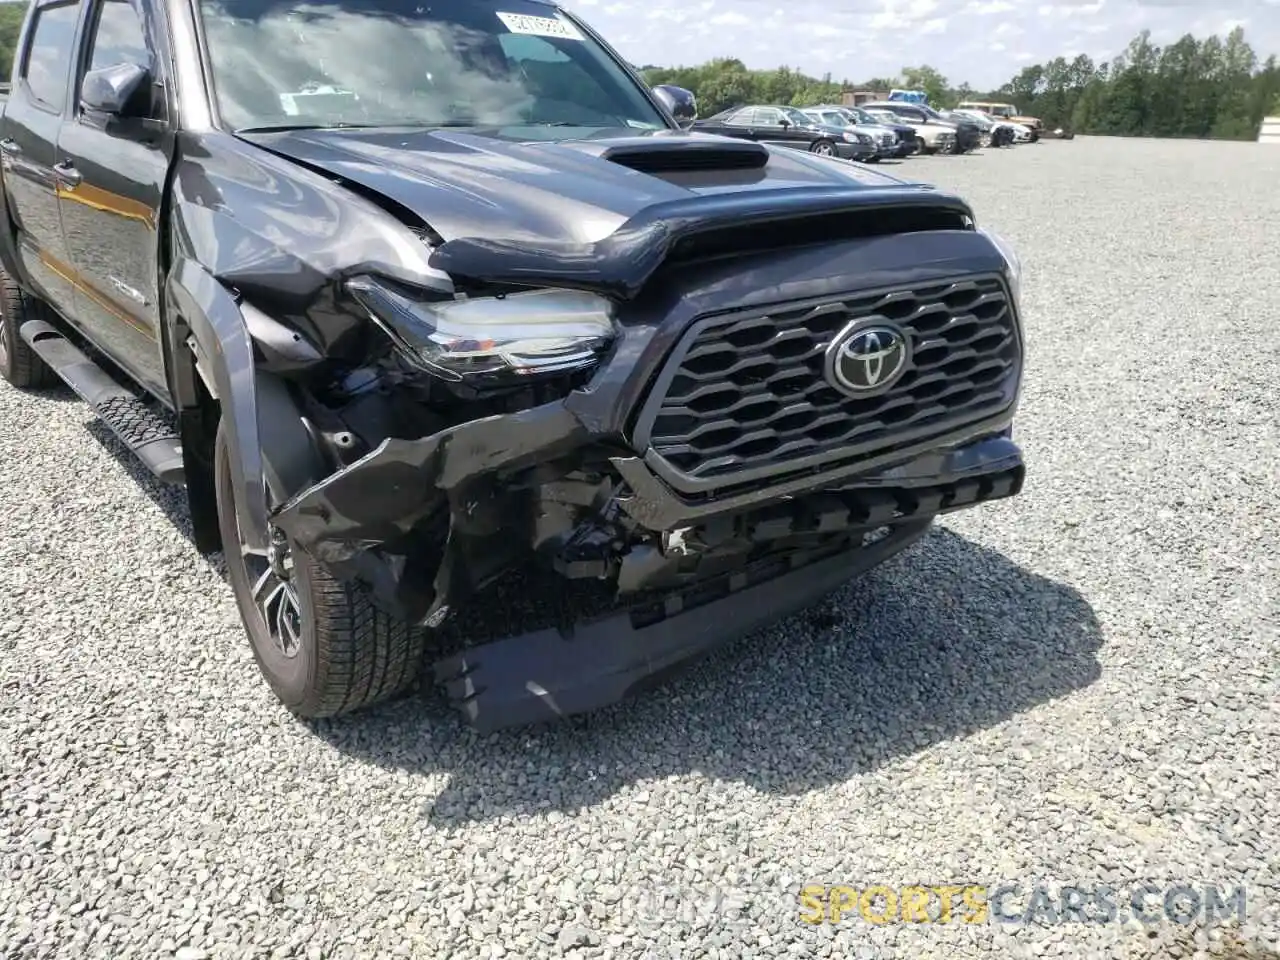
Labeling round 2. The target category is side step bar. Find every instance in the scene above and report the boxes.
[20,319,185,485]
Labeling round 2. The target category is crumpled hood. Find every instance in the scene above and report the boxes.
[239,126,923,246]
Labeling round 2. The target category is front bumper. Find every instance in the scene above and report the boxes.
[435,518,936,732]
[835,141,877,160]
[271,229,1025,729]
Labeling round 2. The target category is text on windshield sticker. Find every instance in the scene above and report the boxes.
[496,12,584,40]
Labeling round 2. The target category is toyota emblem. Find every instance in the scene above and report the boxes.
[824,322,911,396]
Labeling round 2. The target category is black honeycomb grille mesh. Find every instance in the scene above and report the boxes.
[637,276,1019,486]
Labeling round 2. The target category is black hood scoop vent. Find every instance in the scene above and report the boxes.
[600,139,770,174]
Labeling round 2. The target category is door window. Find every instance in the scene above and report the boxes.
[85,0,150,74]
[23,2,81,112]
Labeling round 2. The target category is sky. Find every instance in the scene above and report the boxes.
[564,0,1280,90]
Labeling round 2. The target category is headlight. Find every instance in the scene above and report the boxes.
[347,277,616,382]
[857,133,873,144]
[841,131,857,143]
[978,228,1022,302]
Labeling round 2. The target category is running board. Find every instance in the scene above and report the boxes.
[20,319,185,485]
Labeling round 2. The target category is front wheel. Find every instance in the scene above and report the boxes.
[214,419,425,717]
[914,136,928,155]
[810,140,836,156]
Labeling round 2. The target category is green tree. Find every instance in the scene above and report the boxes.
[633,24,1280,140]
[0,2,29,81]
[899,65,949,106]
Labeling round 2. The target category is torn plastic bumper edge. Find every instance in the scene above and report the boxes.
[270,390,1021,568]
[433,519,934,734]
[269,389,1021,614]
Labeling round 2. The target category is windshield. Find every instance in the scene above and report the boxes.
[198,0,668,132]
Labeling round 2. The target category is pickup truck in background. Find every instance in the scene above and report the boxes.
[0,0,1027,732]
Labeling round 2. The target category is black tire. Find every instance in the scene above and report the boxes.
[213,419,425,717]
[915,136,928,155]
[0,270,56,389]
[810,139,836,157]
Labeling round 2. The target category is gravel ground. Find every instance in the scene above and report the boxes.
[2,136,1279,960]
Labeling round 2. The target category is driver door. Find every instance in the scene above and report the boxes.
[751,107,801,150]
[55,0,174,400]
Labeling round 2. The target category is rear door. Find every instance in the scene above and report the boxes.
[0,0,82,311]
[753,107,806,150]
[714,107,760,141]
[55,0,174,399]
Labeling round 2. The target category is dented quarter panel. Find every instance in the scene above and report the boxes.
[167,131,452,354]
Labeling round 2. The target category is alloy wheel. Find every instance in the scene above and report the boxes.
[235,514,303,659]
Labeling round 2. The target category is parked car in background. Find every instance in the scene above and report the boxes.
[958,101,1043,141]
[863,107,957,155]
[948,108,1016,147]
[801,106,899,162]
[864,101,981,154]
[694,105,878,160]
[840,106,919,156]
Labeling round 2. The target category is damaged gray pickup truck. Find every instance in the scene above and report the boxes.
[0,0,1026,731]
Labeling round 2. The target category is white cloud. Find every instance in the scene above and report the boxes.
[562,0,1280,88]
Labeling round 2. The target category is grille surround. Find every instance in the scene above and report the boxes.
[631,274,1022,494]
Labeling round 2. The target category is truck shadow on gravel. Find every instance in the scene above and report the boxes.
[80,420,1104,818]
[311,525,1104,824]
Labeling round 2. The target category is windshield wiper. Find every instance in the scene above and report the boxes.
[236,120,478,134]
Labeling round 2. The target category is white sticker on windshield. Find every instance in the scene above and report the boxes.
[496,11,584,40]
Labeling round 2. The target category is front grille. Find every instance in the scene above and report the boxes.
[879,133,895,148]
[634,276,1019,487]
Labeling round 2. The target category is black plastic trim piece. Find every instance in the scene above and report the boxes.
[433,518,933,732]
[21,319,185,484]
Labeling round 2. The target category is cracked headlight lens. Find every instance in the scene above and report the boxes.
[348,277,616,382]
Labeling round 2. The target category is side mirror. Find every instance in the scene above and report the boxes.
[81,62,150,117]
[779,118,791,129]
[652,84,697,130]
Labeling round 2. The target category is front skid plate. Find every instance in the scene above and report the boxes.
[433,519,933,733]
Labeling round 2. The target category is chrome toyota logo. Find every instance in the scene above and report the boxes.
[824,321,911,396]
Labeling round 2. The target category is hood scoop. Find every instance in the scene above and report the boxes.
[596,138,770,174]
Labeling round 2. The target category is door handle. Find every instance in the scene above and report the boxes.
[0,139,20,156]
[52,160,81,188]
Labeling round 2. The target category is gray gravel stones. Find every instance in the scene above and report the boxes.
[2,137,1278,959]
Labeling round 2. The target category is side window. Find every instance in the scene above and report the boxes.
[756,108,782,125]
[22,2,81,112]
[80,0,161,120]
[85,0,150,75]
[724,108,756,126]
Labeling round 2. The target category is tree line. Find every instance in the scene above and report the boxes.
[643,26,1280,140]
